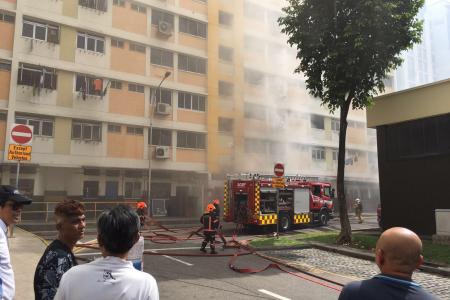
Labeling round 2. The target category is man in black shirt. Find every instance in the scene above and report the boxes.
[338,227,438,300]
[34,200,86,300]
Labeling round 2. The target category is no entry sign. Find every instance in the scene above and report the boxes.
[274,163,284,177]
[10,124,33,145]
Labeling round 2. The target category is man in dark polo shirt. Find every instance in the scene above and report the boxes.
[34,200,86,300]
[338,227,438,300]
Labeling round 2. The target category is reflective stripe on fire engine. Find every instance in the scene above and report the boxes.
[254,184,260,218]
[258,214,277,225]
[294,213,311,224]
[223,181,228,217]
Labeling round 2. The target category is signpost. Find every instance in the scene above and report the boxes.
[8,124,33,188]
[273,163,285,238]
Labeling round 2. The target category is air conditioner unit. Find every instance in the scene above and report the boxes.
[156,103,171,115]
[155,146,170,159]
[158,21,173,36]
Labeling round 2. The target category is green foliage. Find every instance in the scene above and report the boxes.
[279,0,424,113]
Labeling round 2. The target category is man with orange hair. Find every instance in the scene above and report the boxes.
[34,199,86,300]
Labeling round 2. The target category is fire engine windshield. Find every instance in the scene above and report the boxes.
[260,188,277,214]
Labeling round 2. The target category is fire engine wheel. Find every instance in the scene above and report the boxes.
[319,211,328,226]
[279,214,291,231]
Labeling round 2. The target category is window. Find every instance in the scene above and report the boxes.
[110,80,122,89]
[152,88,172,105]
[0,12,15,24]
[178,92,206,112]
[244,35,265,55]
[126,126,144,135]
[10,179,34,197]
[219,11,233,26]
[331,119,340,132]
[219,45,233,62]
[125,181,142,198]
[179,17,207,38]
[16,115,54,137]
[218,117,233,132]
[151,128,172,146]
[178,54,207,74]
[151,10,174,27]
[17,64,57,90]
[244,1,265,20]
[107,124,121,133]
[311,115,325,130]
[83,181,99,198]
[312,148,325,160]
[22,19,59,43]
[77,32,105,54]
[177,131,206,149]
[105,181,119,199]
[75,75,104,96]
[150,48,173,67]
[113,0,125,7]
[244,69,264,85]
[332,150,338,161]
[267,11,281,35]
[79,0,107,12]
[111,38,124,48]
[129,43,146,53]
[245,138,267,154]
[244,103,266,120]
[72,121,102,141]
[131,3,146,13]
[218,81,233,97]
[0,61,11,71]
[128,83,145,93]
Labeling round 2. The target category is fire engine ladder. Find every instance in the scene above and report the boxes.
[226,173,319,182]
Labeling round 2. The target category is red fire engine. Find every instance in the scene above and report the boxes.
[223,174,334,231]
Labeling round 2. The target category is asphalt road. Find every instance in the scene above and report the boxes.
[74,216,380,300]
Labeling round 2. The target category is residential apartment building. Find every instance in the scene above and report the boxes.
[0,0,379,219]
[207,0,380,211]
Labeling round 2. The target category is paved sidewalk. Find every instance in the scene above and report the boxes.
[9,227,48,300]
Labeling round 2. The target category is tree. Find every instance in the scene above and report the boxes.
[279,0,424,244]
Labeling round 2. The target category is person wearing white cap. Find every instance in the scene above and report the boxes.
[0,185,32,300]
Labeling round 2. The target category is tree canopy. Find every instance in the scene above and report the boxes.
[279,0,424,112]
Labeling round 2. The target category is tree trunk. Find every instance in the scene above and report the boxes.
[336,98,352,244]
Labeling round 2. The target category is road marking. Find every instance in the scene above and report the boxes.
[258,289,291,300]
[148,246,200,251]
[162,255,193,266]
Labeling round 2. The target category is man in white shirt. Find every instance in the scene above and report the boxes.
[55,205,159,300]
[0,185,32,300]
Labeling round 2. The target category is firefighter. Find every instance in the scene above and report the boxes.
[212,199,227,247]
[200,204,219,254]
[136,201,147,227]
[354,198,363,223]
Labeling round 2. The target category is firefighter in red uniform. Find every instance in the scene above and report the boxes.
[200,204,219,254]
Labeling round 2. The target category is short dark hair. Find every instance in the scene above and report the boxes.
[97,205,140,255]
[54,199,85,219]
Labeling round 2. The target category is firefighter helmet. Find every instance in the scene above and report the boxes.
[136,202,147,209]
[213,199,220,205]
[205,204,215,213]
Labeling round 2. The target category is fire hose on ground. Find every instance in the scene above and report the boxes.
[75,218,343,292]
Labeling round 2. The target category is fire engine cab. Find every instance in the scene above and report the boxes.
[223,174,334,231]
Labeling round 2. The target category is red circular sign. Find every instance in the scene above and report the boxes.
[11,124,33,144]
[274,163,284,177]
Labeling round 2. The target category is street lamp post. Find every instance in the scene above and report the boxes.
[148,71,171,216]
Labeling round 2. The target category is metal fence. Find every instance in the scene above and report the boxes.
[20,201,138,222]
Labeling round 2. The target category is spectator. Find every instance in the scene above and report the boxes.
[34,200,86,300]
[354,198,363,223]
[54,205,159,300]
[338,227,438,300]
[0,185,32,300]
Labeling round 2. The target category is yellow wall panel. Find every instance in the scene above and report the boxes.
[0,22,14,51]
[0,120,6,151]
[112,5,147,36]
[178,71,207,87]
[0,70,11,101]
[177,110,206,124]
[180,0,207,15]
[179,34,207,51]
[150,66,174,83]
[54,118,71,155]
[176,149,206,163]
[109,87,145,117]
[57,71,74,107]
[110,45,146,75]
[59,26,76,62]
[107,131,144,159]
[62,0,78,18]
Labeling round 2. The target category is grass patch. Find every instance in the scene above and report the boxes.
[250,231,450,266]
